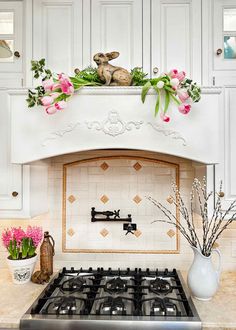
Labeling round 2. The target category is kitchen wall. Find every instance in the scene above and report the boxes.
[1,149,236,271]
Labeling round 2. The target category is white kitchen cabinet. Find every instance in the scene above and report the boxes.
[213,0,236,74]
[0,91,22,211]
[0,1,23,87]
[33,0,83,75]
[83,0,144,70]
[151,0,202,82]
[32,0,202,78]
[0,91,48,218]
[215,87,236,212]
[203,0,236,86]
[202,0,236,212]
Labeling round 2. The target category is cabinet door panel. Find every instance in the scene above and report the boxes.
[0,1,22,73]
[215,87,236,211]
[0,92,22,210]
[89,0,143,69]
[151,0,201,82]
[33,0,83,74]
[213,0,236,72]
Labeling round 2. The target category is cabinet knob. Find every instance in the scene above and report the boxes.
[14,51,20,58]
[216,48,222,56]
[153,67,159,74]
[12,191,19,197]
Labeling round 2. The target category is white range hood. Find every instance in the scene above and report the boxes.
[8,86,221,164]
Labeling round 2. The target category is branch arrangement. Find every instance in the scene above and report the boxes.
[148,178,236,256]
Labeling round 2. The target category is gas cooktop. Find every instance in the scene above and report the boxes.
[20,267,201,330]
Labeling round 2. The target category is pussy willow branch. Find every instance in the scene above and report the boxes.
[147,196,197,247]
[171,183,198,247]
[209,212,236,252]
[206,200,236,254]
[148,178,236,256]
[192,179,208,254]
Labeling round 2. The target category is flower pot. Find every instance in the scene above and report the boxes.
[7,254,37,284]
[187,246,221,301]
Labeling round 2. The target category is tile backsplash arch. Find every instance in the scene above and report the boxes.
[62,154,180,254]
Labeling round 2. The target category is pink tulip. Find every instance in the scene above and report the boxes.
[170,78,179,87]
[42,78,54,92]
[52,83,61,91]
[55,100,67,110]
[176,71,186,82]
[160,113,170,122]
[58,73,74,95]
[45,105,57,115]
[178,104,191,114]
[169,69,178,78]
[41,95,54,106]
[178,90,189,103]
[50,92,60,100]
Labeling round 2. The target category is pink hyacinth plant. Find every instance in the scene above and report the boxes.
[1,226,43,260]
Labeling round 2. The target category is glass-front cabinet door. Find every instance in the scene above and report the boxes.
[0,1,22,73]
[214,0,236,71]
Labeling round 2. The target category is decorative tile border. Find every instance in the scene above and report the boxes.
[62,155,180,254]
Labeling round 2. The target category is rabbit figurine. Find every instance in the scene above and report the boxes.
[93,52,132,86]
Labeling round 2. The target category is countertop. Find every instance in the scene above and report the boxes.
[0,269,236,329]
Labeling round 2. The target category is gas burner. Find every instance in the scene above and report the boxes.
[104,277,127,295]
[98,297,126,315]
[61,276,86,293]
[53,296,77,314]
[151,298,178,316]
[149,278,172,295]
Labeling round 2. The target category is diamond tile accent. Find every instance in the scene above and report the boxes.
[67,228,75,236]
[167,229,176,238]
[133,195,142,204]
[134,229,142,237]
[166,196,174,204]
[68,195,76,203]
[100,162,109,171]
[133,162,142,171]
[100,228,109,237]
[100,194,109,204]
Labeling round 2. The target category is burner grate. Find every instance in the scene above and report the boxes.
[29,267,196,319]
[104,277,127,295]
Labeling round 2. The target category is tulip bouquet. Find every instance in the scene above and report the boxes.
[138,68,201,122]
[27,59,201,121]
[1,226,43,260]
[27,59,102,114]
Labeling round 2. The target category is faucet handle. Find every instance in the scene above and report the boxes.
[123,223,137,235]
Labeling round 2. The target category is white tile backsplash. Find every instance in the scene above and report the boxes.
[1,150,236,271]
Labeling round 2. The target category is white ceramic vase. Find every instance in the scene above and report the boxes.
[7,254,37,284]
[187,246,221,301]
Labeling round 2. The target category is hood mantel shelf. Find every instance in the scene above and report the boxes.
[8,86,221,164]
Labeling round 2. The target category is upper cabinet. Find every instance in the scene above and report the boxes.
[33,0,83,75]
[0,90,48,219]
[151,0,202,82]
[32,0,202,80]
[213,0,236,72]
[210,0,236,85]
[0,91,22,211]
[0,1,23,87]
[83,0,143,70]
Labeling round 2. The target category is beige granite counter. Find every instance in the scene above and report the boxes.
[190,272,236,330]
[0,269,236,329]
[0,270,48,329]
